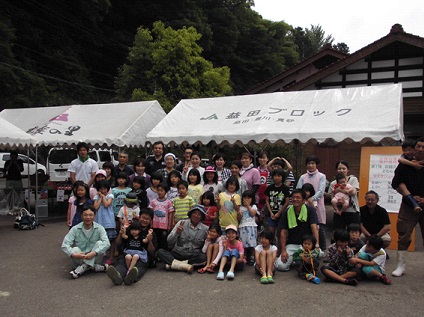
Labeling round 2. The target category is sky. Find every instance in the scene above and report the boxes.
[252,0,424,53]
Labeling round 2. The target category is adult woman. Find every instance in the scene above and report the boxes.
[182,151,205,184]
[212,153,231,185]
[129,157,150,189]
[296,155,326,251]
[157,153,177,180]
[240,152,261,202]
[327,160,360,230]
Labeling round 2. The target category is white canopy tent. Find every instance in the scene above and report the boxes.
[1,100,166,147]
[147,84,404,146]
[0,117,37,149]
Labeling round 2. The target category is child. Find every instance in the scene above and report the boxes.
[173,181,195,225]
[93,180,116,265]
[256,151,270,212]
[350,235,391,285]
[239,190,258,266]
[216,224,245,280]
[71,181,93,227]
[90,169,107,199]
[198,224,223,274]
[321,229,358,286]
[254,231,278,284]
[166,170,181,201]
[200,191,218,227]
[102,161,116,188]
[267,157,295,193]
[218,176,242,232]
[149,182,174,250]
[112,172,132,218]
[302,183,316,209]
[131,176,148,209]
[182,151,205,184]
[187,168,204,204]
[67,194,76,228]
[117,192,140,227]
[347,223,365,254]
[292,235,321,284]
[120,221,151,281]
[147,172,163,204]
[331,173,353,214]
[229,160,248,197]
[265,169,290,235]
[397,139,423,212]
[203,166,220,197]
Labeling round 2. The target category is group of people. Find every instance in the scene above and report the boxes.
[61,138,424,287]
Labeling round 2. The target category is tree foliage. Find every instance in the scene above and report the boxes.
[115,21,231,112]
[0,0,347,110]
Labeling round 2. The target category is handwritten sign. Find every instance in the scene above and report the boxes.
[368,154,402,213]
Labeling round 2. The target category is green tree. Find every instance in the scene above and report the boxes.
[293,24,335,59]
[115,21,231,112]
[333,42,350,54]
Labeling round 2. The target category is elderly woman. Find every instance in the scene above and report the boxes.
[61,206,110,279]
[327,160,360,230]
[156,204,208,273]
[157,153,177,180]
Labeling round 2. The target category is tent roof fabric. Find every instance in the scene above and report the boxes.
[0,101,166,147]
[147,84,404,146]
[0,117,37,149]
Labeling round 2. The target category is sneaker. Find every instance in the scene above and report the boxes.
[70,263,89,279]
[260,276,268,284]
[92,264,106,272]
[267,276,275,284]
[165,264,171,271]
[106,266,123,285]
[216,271,225,280]
[124,267,139,285]
[344,278,358,286]
[247,257,255,266]
[379,274,392,285]
[226,271,235,280]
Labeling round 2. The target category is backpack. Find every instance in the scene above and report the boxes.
[14,208,42,230]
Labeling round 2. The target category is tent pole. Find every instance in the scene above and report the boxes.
[35,146,39,221]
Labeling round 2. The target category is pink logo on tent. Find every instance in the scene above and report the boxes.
[50,114,69,122]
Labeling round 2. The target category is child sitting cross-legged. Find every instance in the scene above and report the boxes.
[321,229,359,286]
[349,234,392,285]
[292,235,321,284]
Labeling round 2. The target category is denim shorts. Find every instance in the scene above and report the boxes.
[106,228,117,241]
[222,249,240,259]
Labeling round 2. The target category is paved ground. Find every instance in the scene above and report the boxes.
[1,214,424,317]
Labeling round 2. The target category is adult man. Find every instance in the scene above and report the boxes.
[113,151,134,178]
[61,206,110,278]
[391,137,424,277]
[360,191,391,249]
[4,151,24,189]
[147,141,165,173]
[276,189,320,271]
[68,142,98,187]
[157,204,208,273]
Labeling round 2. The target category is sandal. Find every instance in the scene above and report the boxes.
[197,267,208,274]
[206,267,215,273]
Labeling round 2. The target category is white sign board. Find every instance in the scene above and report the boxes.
[368,154,402,213]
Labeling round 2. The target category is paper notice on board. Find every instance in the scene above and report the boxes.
[369,154,402,213]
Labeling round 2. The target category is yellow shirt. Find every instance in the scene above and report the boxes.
[218,192,241,229]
